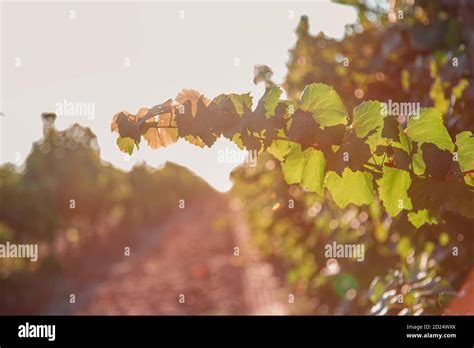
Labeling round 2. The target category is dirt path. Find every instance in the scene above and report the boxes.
[45,196,290,315]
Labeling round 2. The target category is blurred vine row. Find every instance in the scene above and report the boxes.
[0,114,213,313]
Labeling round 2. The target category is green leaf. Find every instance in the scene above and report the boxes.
[116,137,135,155]
[412,145,426,175]
[455,131,474,186]
[405,108,454,151]
[267,130,292,161]
[377,167,413,217]
[408,209,439,228]
[392,126,410,153]
[366,126,390,151]
[282,144,326,195]
[231,133,246,150]
[325,168,375,208]
[228,93,253,116]
[351,101,385,138]
[300,83,348,127]
[262,86,283,117]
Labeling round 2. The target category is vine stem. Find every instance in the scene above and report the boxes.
[142,124,177,129]
[136,123,474,178]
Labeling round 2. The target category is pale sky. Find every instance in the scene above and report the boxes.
[0,0,357,191]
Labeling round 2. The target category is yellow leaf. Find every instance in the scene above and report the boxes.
[175,89,210,116]
[142,112,178,149]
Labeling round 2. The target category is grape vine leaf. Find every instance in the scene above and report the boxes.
[404,108,454,152]
[142,114,178,149]
[136,107,178,149]
[227,93,253,116]
[412,145,426,176]
[421,143,452,180]
[267,130,292,161]
[381,114,401,142]
[300,83,348,127]
[406,177,446,226]
[116,137,135,155]
[351,101,385,138]
[285,109,319,149]
[455,131,474,186]
[377,166,413,217]
[175,89,210,115]
[327,132,372,174]
[325,168,375,208]
[408,209,439,228]
[111,111,140,142]
[262,86,283,117]
[281,144,326,196]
